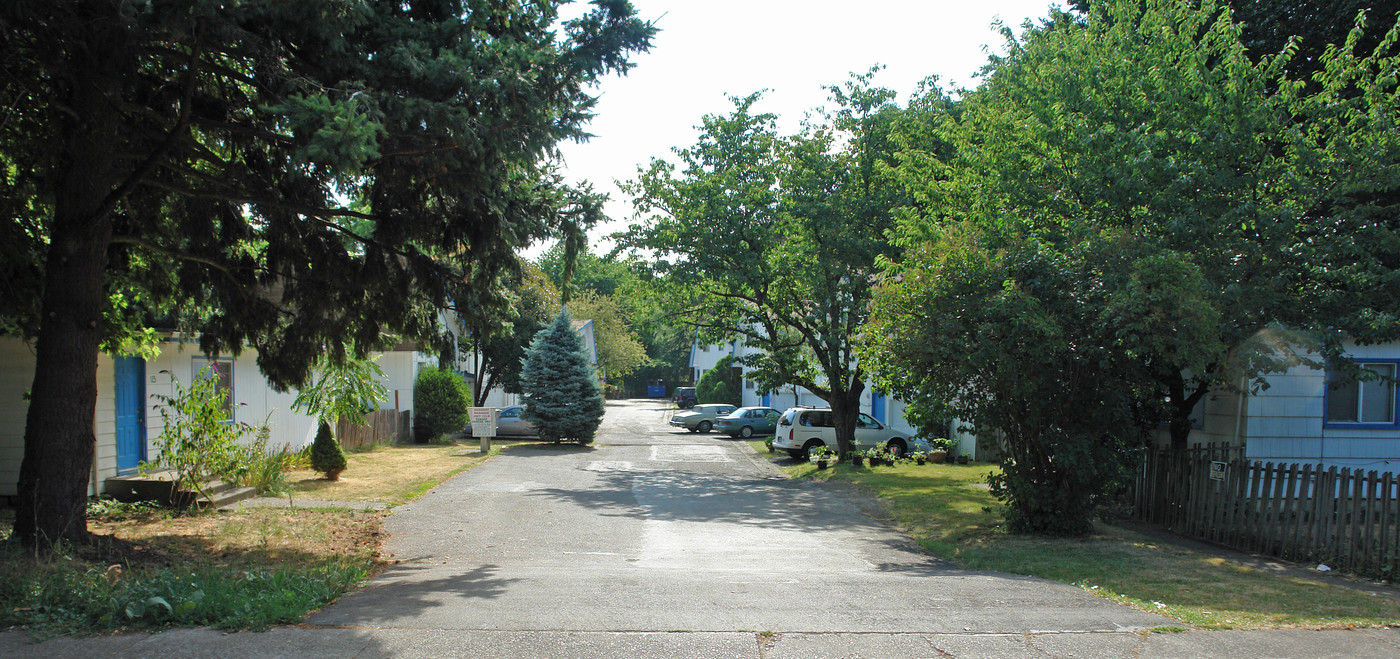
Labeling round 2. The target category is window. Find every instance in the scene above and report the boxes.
[193,357,234,421]
[744,378,755,390]
[1326,362,1397,426]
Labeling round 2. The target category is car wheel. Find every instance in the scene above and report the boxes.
[802,440,824,461]
[739,425,754,439]
[698,421,712,433]
[887,439,907,457]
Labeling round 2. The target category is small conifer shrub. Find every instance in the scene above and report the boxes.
[310,421,348,480]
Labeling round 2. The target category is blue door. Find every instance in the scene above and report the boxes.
[114,356,146,475]
[871,392,886,426]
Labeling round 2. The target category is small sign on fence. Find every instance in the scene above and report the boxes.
[1209,460,1227,481]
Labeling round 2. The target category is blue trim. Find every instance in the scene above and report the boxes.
[871,392,886,425]
[1323,359,1400,429]
[762,392,771,407]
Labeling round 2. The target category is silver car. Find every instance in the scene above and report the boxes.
[494,405,537,436]
[667,403,737,433]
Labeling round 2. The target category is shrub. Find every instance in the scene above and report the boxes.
[520,311,605,444]
[696,355,740,405]
[413,365,470,439]
[146,367,263,502]
[310,421,347,480]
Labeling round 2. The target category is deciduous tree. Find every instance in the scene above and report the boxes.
[867,0,1400,532]
[620,70,905,455]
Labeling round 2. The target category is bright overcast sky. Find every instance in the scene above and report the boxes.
[535,0,1068,259]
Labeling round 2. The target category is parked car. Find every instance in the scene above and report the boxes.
[772,407,926,459]
[714,406,782,438]
[668,403,737,433]
[672,386,697,409]
[494,405,537,436]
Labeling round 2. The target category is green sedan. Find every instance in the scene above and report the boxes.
[713,406,782,438]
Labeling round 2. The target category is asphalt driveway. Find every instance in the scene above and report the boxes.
[7,399,1400,657]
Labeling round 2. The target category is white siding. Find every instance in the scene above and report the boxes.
[0,338,37,497]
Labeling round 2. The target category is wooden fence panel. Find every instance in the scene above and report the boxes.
[1133,449,1400,580]
[335,409,407,450]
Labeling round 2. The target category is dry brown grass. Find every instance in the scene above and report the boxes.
[84,507,384,569]
[284,438,549,504]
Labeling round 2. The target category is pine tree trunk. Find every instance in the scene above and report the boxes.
[13,28,125,549]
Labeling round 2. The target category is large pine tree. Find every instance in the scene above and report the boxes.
[0,0,652,548]
[520,312,605,444]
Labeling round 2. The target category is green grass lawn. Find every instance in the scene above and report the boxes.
[746,440,1400,629]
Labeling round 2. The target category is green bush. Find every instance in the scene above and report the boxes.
[413,366,470,439]
[146,367,265,502]
[696,354,740,405]
[309,421,347,480]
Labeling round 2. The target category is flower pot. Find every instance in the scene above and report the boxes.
[915,456,926,465]
[956,455,970,465]
[816,459,829,470]
[928,450,948,464]
[851,455,864,467]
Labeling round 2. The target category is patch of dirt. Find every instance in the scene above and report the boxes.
[50,508,391,573]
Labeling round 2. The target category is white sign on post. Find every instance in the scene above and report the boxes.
[470,407,497,453]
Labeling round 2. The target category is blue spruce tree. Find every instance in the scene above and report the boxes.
[521,311,605,444]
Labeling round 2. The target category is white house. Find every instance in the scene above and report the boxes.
[0,335,417,500]
[1181,342,1400,476]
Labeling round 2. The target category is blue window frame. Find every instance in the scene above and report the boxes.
[1324,361,1399,429]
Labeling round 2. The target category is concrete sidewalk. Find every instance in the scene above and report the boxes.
[3,626,1399,658]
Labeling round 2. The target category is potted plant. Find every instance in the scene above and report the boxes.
[850,450,865,467]
[914,452,927,466]
[810,446,834,470]
[926,437,955,463]
[866,447,888,467]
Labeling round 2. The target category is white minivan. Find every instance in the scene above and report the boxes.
[772,407,926,460]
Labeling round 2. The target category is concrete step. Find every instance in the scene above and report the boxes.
[103,472,259,509]
[201,486,259,509]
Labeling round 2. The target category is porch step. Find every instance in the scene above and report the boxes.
[200,484,259,509]
[103,472,258,509]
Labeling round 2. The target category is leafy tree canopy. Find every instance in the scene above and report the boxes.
[566,289,649,382]
[618,69,908,455]
[460,258,560,405]
[865,0,1400,532]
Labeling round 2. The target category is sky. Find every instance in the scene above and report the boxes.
[534,0,1068,259]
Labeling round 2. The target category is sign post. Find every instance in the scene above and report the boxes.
[469,407,497,453]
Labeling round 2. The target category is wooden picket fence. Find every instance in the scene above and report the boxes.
[1134,444,1400,579]
[335,409,410,450]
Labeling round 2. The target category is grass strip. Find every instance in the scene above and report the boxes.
[754,445,1400,630]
